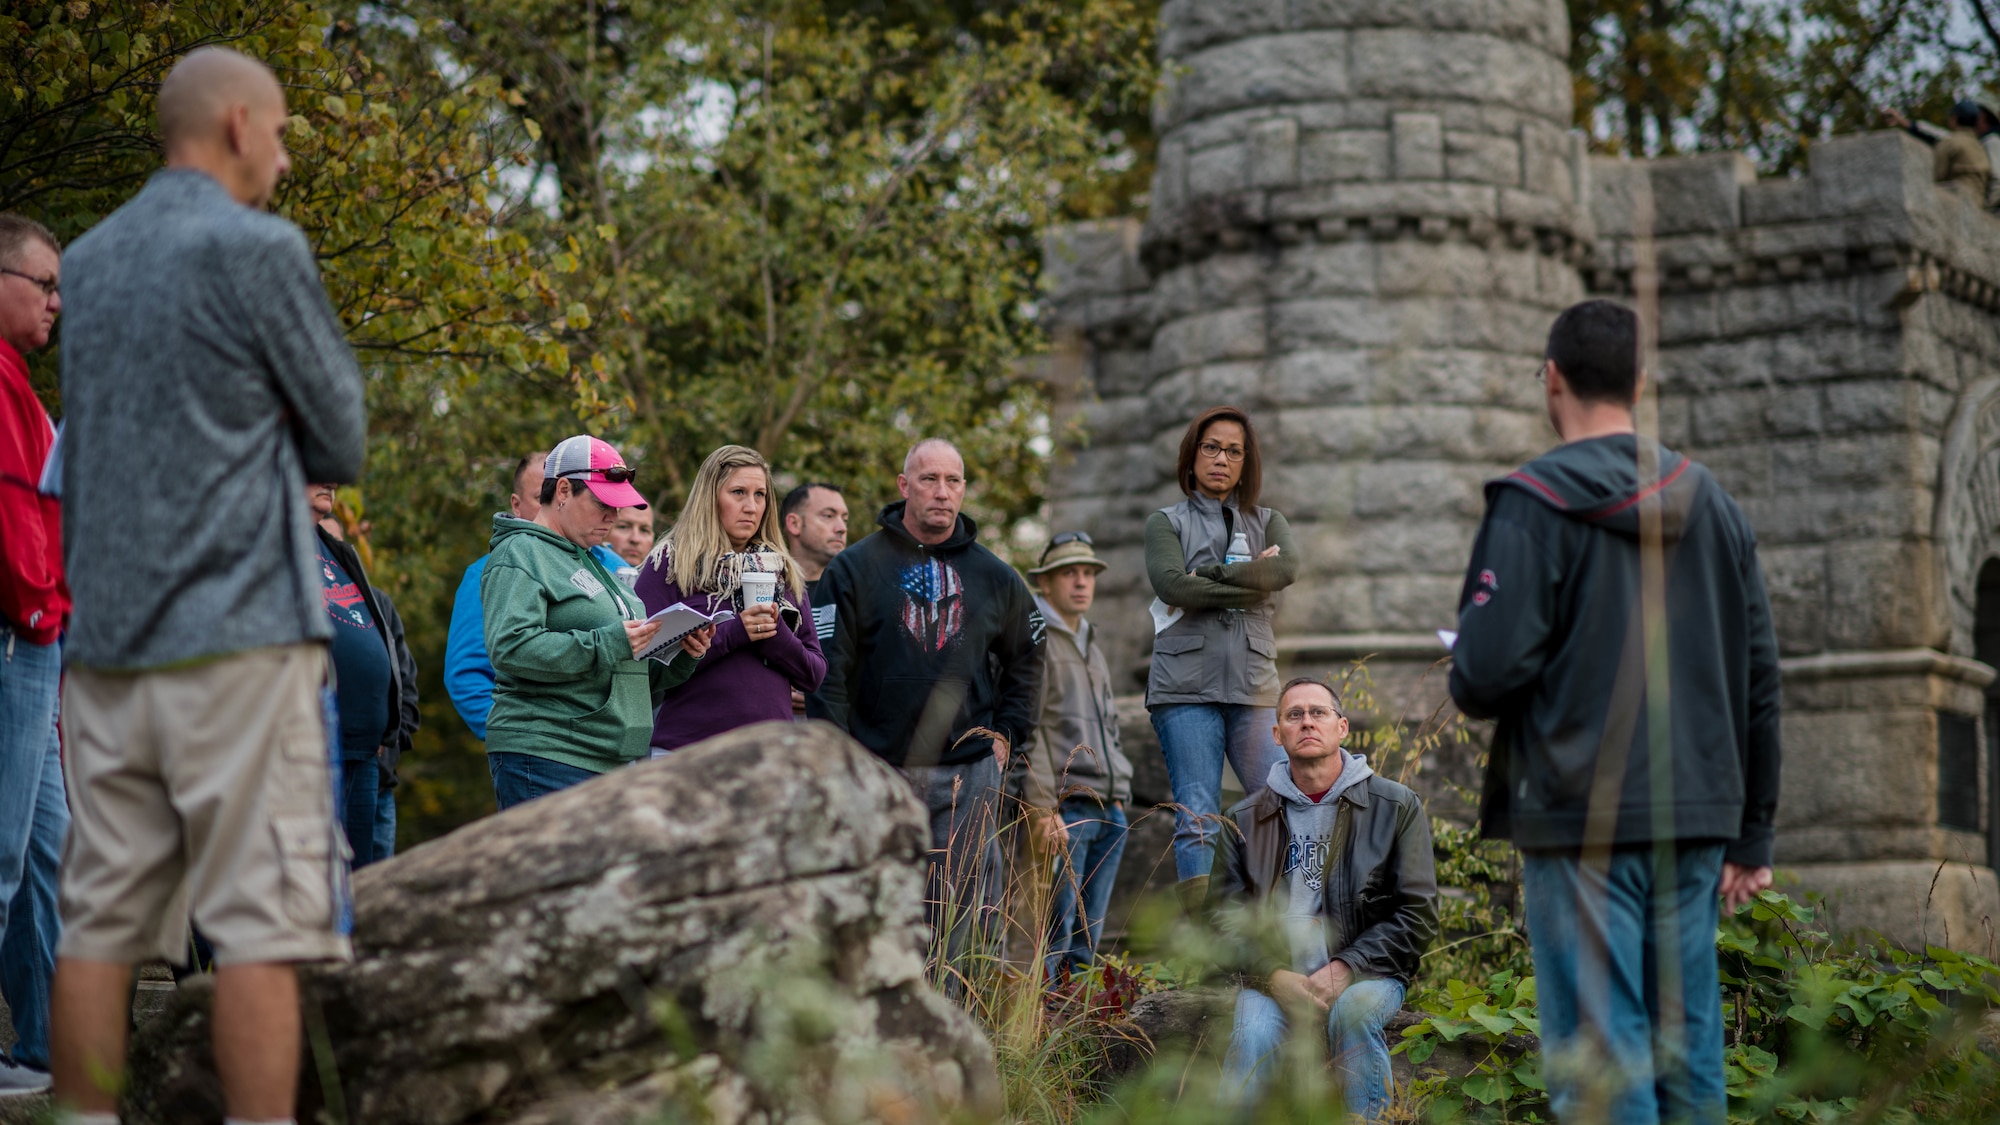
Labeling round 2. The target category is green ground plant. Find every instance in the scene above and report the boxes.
[961,658,2000,1125]
[1389,881,2000,1124]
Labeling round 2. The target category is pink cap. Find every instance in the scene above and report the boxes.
[544,435,645,509]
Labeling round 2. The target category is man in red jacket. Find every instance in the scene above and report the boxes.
[0,211,67,1097]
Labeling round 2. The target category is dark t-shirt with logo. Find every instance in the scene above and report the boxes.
[317,541,392,761]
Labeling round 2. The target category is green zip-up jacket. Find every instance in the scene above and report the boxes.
[481,515,697,773]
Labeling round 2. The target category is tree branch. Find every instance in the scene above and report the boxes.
[1969,0,2000,59]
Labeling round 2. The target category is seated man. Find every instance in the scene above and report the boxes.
[1210,676,1439,1120]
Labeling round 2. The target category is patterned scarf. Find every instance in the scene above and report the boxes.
[654,540,796,620]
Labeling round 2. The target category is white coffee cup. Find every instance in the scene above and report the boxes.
[740,571,778,607]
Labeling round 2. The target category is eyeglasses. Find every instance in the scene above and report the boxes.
[0,268,58,298]
[562,466,636,485]
[1280,705,1343,724]
[1197,440,1245,463]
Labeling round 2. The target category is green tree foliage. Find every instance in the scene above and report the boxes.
[0,0,575,840]
[339,0,1153,837]
[355,0,1154,529]
[5,1,1156,844]
[1568,0,2000,171]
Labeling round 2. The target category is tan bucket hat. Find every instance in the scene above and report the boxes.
[1028,531,1108,576]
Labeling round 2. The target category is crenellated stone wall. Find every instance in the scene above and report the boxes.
[1586,133,2000,949]
[1046,0,2000,953]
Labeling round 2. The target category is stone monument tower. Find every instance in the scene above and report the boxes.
[1050,0,2000,950]
[1047,0,1589,699]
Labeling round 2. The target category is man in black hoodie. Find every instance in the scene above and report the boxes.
[808,438,1043,988]
[1449,301,1780,1125]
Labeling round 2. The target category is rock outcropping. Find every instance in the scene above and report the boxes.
[124,721,1001,1125]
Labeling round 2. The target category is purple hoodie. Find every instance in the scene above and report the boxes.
[634,561,827,754]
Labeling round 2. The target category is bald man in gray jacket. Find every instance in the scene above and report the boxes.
[50,47,364,1125]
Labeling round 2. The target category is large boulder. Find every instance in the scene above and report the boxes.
[123,721,1001,1125]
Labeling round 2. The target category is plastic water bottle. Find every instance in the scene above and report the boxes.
[1225,531,1251,565]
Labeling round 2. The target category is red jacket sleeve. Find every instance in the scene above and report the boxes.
[0,353,66,644]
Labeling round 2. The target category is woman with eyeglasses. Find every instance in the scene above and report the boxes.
[1146,405,1300,891]
[482,435,713,809]
[635,444,825,756]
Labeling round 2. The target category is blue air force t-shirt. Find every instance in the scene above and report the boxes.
[317,542,392,761]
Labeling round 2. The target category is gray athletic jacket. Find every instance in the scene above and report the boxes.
[59,169,366,669]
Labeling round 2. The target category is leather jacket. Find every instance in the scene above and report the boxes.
[1207,775,1440,989]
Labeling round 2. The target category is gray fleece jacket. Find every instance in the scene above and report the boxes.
[1267,752,1373,974]
[59,169,366,669]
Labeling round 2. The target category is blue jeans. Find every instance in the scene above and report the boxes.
[0,628,65,1070]
[489,751,600,810]
[1044,799,1128,979]
[338,755,379,869]
[373,768,397,861]
[1150,702,1283,880]
[1223,977,1406,1119]
[903,755,1004,997]
[1521,844,1726,1125]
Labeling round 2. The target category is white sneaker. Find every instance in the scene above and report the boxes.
[0,1058,51,1096]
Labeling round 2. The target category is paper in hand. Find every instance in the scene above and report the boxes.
[636,604,736,662]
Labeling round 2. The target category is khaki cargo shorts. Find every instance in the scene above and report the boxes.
[58,643,353,966]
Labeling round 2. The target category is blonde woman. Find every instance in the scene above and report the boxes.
[635,445,826,754]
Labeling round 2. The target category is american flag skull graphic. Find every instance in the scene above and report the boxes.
[898,557,966,652]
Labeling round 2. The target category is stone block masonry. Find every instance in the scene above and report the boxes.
[1045,0,2000,952]
[1047,0,1587,700]
[1581,134,2000,951]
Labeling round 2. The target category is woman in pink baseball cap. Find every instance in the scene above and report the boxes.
[480,434,715,808]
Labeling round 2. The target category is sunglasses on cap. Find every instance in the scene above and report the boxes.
[561,466,636,485]
[1038,530,1094,565]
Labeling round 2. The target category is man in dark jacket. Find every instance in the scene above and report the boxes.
[808,438,1043,989]
[1209,677,1437,1120]
[1449,299,1780,1125]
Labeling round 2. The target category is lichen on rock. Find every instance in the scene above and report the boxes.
[122,721,1001,1125]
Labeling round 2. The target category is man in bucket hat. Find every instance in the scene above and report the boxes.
[1022,532,1133,981]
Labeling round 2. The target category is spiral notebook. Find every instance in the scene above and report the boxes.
[636,604,735,662]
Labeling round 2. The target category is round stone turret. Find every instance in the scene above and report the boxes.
[1047,0,1590,707]
[1045,0,2000,957]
